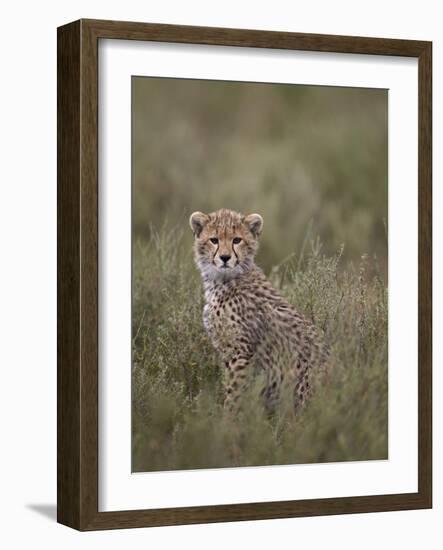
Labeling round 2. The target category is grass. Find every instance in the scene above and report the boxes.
[132,230,388,472]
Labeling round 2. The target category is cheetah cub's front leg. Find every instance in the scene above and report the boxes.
[223,354,253,411]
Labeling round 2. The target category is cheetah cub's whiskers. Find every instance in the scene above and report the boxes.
[190,208,329,414]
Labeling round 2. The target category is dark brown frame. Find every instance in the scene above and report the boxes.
[57,18,432,531]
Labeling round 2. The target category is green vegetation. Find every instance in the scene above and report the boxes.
[132,231,388,471]
[132,79,388,472]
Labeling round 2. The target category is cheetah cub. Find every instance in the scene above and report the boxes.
[190,208,329,414]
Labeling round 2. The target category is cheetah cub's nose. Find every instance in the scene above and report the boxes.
[220,255,231,264]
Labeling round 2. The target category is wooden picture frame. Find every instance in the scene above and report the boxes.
[57,18,432,530]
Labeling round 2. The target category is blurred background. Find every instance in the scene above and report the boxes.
[132,77,388,273]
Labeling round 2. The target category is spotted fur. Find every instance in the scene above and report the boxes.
[190,208,329,414]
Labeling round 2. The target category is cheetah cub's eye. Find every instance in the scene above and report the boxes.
[209,237,219,245]
[232,237,242,244]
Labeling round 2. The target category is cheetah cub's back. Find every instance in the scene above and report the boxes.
[190,208,329,414]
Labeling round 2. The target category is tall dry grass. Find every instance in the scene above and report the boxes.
[132,231,387,471]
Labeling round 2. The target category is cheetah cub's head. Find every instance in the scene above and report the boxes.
[189,208,263,282]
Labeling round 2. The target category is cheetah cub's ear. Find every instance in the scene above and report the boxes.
[189,211,209,237]
[245,213,263,237]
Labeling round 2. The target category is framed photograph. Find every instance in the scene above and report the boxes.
[57,19,432,530]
